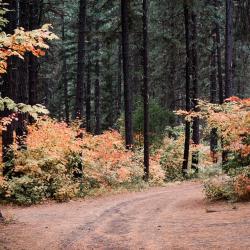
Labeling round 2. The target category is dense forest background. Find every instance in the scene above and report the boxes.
[3,0,250,131]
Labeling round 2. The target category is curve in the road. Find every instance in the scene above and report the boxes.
[1,182,250,250]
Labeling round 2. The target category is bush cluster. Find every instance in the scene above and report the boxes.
[0,118,165,204]
[204,167,250,201]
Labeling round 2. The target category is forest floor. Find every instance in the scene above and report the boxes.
[0,181,250,250]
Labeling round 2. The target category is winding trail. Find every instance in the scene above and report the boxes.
[1,182,250,250]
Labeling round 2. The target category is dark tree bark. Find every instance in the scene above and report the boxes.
[16,0,38,146]
[1,0,41,164]
[117,35,122,119]
[85,17,92,132]
[191,10,200,172]
[182,0,191,175]
[210,12,218,162]
[142,0,149,181]
[103,42,115,129]
[121,0,133,148]
[215,22,224,104]
[62,2,69,124]
[1,0,18,170]
[94,39,101,135]
[86,56,92,132]
[75,0,87,120]
[28,0,40,106]
[225,0,234,98]
[222,0,234,166]
[210,34,217,102]
[167,48,177,110]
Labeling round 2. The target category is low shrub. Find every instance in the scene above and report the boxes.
[234,171,250,200]
[0,117,165,205]
[159,134,185,181]
[0,149,80,204]
[204,167,250,202]
[204,176,236,201]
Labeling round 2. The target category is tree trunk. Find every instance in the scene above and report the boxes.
[16,0,29,149]
[28,1,40,106]
[225,0,234,98]
[191,10,200,172]
[215,22,224,104]
[1,0,18,169]
[182,0,191,175]
[62,2,69,124]
[121,0,133,148]
[94,39,101,135]
[142,0,149,181]
[210,13,218,163]
[86,56,92,132]
[223,0,234,166]
[75,0,87,120]
[103,43,115,129]
[117,35,122,119]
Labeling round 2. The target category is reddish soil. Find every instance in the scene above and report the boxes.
[0,182,250,250]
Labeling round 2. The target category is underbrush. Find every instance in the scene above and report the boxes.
[176,97,250,202]
[2,97,248,205]
[204,166,250,201]
[159,134,184,181]
[0,118,164,205]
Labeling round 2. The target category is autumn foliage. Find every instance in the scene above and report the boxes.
[0,97,249,204]
[191,97,250,201]
[177,97,250,159]
[199,97,250,157]
[0,24,58,74]
[0,118,165,204]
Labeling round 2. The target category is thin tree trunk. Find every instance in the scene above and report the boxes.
[225,0,234,98]
[121,0,133,148]
[214,0,224,166]
[210,14,218,163]
[28,1,39,106]
[142,0,149,181]
[117,35,122,118]
[62,3,69,123]
[1,0,17,169]
[86,56,92,132]
[94,39,101,135]
[15,0,29,150]
[182,0,191,175]
[223,0,234,166]
[210,33,217,103]
[215,21,224,104]
[191,10,200,172]
[75,0,87,120]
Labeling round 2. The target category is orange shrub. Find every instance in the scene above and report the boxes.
[177,97,250,158]
[25,118,165,186]
[234,174,250,200]
[0,117,166,204]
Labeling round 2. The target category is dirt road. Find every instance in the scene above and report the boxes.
[0,182,250,250]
